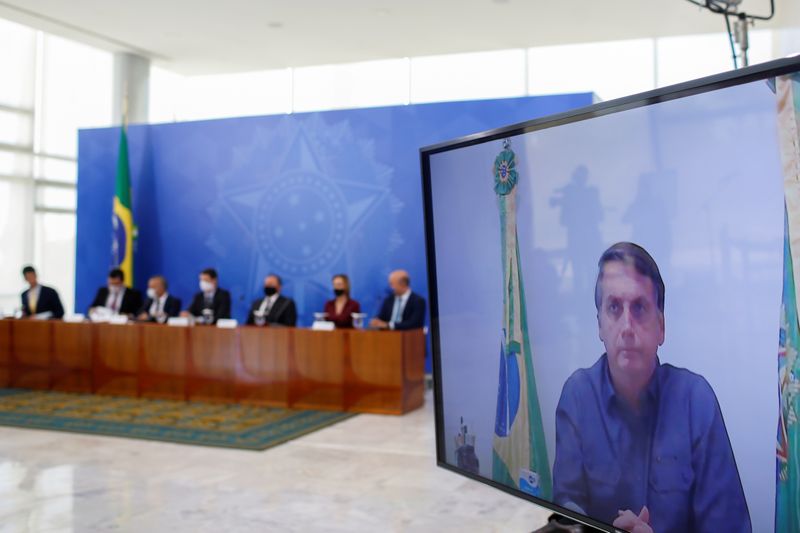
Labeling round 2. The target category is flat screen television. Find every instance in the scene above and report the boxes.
[421,56,800,533]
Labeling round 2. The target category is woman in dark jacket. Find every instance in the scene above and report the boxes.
[322,274,361,328]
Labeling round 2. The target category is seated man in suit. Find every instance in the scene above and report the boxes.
[246,274,297,327]
[89,268,143,317]
[20,265,64,319]
[137,275,181,323]
[181,268,231,324]
[369,269,426,331]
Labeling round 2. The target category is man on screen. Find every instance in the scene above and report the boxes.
[552,242,750,533]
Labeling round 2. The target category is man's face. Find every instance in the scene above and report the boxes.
[108,276,124,290]
[388,274,406,296]
[24,272,37,287]
[597,261,664,378]
[148,278,165,297]
[200,273,216,288]
[264,276,280,294]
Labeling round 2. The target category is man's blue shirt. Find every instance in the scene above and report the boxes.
[553,354,750,533]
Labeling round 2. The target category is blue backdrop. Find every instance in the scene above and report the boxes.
[76,93,593,367]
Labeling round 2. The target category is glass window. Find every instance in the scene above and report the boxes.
[656,30,773,87]
[33,212,76,315]
[148,65,185,124]
[36,185,77,211]
[410,49,526,103]
[0,109,33,146]
[528,39,656,101]
[39,34,112,158]
[35,157,76,183]
[0,151,32,177]
[0,180,33,313]
[293,58,409,112]
[0,18,36,109]
[174,69,292,121]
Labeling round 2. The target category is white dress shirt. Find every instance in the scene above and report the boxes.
[389,289,412,330]
[148,292,170,316]
[258,293,279,316]
[27,285,41,313]
[105,287,126,314]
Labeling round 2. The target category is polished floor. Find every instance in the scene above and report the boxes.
[0,391,551,532]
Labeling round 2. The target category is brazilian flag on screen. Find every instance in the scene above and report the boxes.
[491,140,552,500]
[776,73,800,533]
[111,127,135,287]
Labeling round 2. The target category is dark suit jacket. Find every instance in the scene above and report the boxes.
[89,287,143,316]
[246,294,297,327]
[21,285,64,319]
[323,298,361,328]
[137,295,182,320]
[187,289,231,323]
[377,291,426,330]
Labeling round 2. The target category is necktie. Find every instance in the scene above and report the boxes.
[157,297,163,314]
[264,297,273,316]
[110,291,119,313]
[29,291,38,314]
[391,297,402,323]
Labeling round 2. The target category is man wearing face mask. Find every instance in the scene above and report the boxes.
[88,268,142,316]
[182,268,231,324]
[552,242,749,533]
[137,275,181,322]
[246,274,297,327]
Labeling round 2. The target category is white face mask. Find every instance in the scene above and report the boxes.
[200,280,215,293]
[108,285,122,294]
[147,288,157,300]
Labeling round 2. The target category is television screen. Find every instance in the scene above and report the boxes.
[421,57,800,533]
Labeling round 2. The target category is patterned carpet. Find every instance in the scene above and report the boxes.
[0,389,355,450]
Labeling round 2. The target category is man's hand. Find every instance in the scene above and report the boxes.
[612,506,653,533]
[370,318,388,329]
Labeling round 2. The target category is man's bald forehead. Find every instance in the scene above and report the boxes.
[389,270,410,285]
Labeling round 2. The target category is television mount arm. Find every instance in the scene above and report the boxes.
[684,0,775,68]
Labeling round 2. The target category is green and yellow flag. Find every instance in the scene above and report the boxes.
[775,73,800,533]
[491,139,552,499]
[111,126,135,287]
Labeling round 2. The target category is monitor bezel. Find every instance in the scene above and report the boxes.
[420,54,800,533]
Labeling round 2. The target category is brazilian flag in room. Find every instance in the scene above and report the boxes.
[111,126,135,287]
[491,139,552,500]
[776,73,800,533]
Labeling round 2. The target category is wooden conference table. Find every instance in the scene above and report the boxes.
[0,320,425,415]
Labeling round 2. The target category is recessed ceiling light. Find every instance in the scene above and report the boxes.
[267,21,284,29]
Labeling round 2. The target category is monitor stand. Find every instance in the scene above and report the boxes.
[532,513,608,533]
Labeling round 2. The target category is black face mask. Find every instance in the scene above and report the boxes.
[333,289,345,297]
[264,287,277,297]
